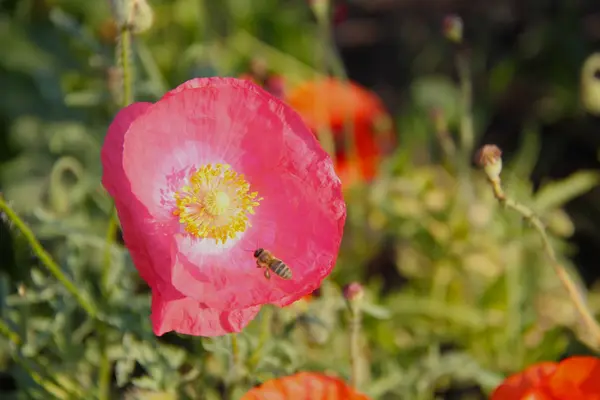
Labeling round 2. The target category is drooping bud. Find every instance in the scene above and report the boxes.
[309,0,330,24]
[343,282,364,303]
[443,14,463,44]
[116,0,154,34]
[475,144,503,182]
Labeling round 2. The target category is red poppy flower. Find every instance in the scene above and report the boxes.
[240,372,371,399]
[101,78,346,337]
[490,356,600,400]
[285,78,395,188]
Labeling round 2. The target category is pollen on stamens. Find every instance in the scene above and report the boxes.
[172,163,262,244]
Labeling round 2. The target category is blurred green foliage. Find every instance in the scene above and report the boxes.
[1,1,600,399]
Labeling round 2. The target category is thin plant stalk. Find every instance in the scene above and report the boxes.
[0,318,21,346]
[486,175,600,348]
[349,303,362,389]
[117,23,134,107]
[0,196,97,317]
[312,2,337,162]
[247,305,273,371]
[101,209,119,298]
[456,52,474,155]
[98,6,138,397]
[98,323,112,400]
[228,334,241,384]
[313,2,361,176]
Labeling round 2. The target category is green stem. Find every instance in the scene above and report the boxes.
[0,318,21,346]
[98,324,111,400]
[230,334,240,375]
[118,25,134,107]
[225,333,241,398]
[488,177,600,348]
[313,5,337,162]
[349,303,363,389]
[101,210,119,298]
[456,52,474,156]
[0,196,97,317]
[247,306,273,371]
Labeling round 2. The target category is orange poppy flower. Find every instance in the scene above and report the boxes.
[241,372,371,400]
[285,78,395,188]
[490,356,600,400]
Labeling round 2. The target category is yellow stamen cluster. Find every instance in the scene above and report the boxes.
[173,163,261,244]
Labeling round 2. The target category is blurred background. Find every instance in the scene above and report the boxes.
[2,0,600,399]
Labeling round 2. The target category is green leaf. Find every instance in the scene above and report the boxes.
[361,302,392,320]
[533,171,600,213]
[115,358,136,388]
[131,376,159,391]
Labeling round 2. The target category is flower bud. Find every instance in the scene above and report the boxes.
[343,282,364,303]
[581,52,600,116]
[475,144,503,181]
[119,0,154,34]
[309,0,330,24]
[443,14,463,44]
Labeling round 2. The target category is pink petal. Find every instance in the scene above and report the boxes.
[104,78,346,332]
[101,102,162,286]
[151,288,261,336]
[172,160,345,309]
[169,83,346,310]
[122,78,285,221]
[101,102,152,197]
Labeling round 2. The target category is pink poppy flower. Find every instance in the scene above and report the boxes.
[101,77,346,336]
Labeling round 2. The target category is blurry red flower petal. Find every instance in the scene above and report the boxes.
[490,362,557,400]
[240,372,371,400]
[543,356,600,400]
[101,77,346,336]
[491,357,600,400]
[285,78,394,187]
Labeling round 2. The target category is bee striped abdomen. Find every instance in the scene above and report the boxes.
[270,260,292,280]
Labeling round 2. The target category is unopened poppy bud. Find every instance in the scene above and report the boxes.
[581,52,600,116]
[125,0,154,34]
[309,0,330,23]
[475,144,503,181]
[266,75,286,99]
[443,14,463,44]
[343,282,364,302]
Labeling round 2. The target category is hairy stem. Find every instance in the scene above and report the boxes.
[456,51,474,156]
[247,306,273,371]
[313,4,337,163]
[98,324,111,400]
[117,24,134,107]
[228,333,240,385]
[349,303,363,389]
[0,196,97,317]
[101,210,119,298]
[487,177,600,347]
